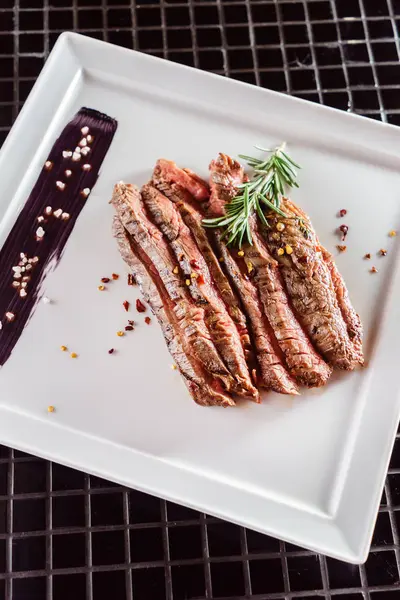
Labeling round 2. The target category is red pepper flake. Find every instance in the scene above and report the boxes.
[190,259,199,269]
[379,248,387,256]
[364,253,371,260]
[337,245,347,253]
[101,277,110,283]
[125,325,134,331]
[108,348,114,354]
[127,273,136,286]
[339,224,348,241]
[197,274,205,285]
[128,320,135,326]
[338,209,347,218]
[370,266,378,273]
[298,255,308,264]
[145,316,151,325]
[123,300,130,312]
[112,273,119,280]
[136,299,146,313]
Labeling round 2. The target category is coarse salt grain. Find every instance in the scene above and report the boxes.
[81,126,89,135]
[5,312,15,322]
[72,152,81,162]
[79,138,87,147]
[61,212,70,221]
[36,226,45,239]
[19,289,27,298]
[74,146,81,154]
[37,215,44,223]
[81,188,90,198]
[12,281,20,288]
[21,282,27,288]
[65,170,72,177]
[53,208,62,219]
[82,164,91,171]
[44,161,52,170]
[25,264,32,271]
[81,147,90,156]
[45,206,52,215]
[12,266,21,272]
[32,256,39,263]
[20,267,25,272]
[62,150,72,158]
[56,181,65,191]
[13,273,21,279]
[86,134,93,143]
[42,296,51,304]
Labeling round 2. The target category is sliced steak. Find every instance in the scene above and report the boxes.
[243,221,332,387]
[214,230,299,395]
[321,246,363,358]
[208,153,244,216]
[110,183,234,391]
[152,162,252,360]
[112,215,234,407]
[141,183,259,401]
[153,159,209,201]
[261,198,364,369]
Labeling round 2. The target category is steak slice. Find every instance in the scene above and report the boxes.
[112,215,234,407]
[321,246,363,357]
[261,198,364,369]
[243,221,332,387]
[152,161,252,360]
[141,183,259,401]
[209,153,244,216]
[110,183,234,390]
[153,159,209,201]
[214,230,299,395]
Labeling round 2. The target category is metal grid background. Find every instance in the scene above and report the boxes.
[0,0,400,598]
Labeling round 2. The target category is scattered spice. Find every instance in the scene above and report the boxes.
[370,266,378,273]
[60,345,67,351]
[145,317,151,324]
[136,299,146,312]
[338,209,347,218]
[172,266,179,274]
[246,261,254,273]
[108,348,114,354]
[337,245,347,253]
[171,364,177,370]
[128,320,135,326]
[276,222,285,232]
[380,249,387,256]
[47,405,55,413]
[364,253,371,260]
[127,273,136,286]
[339,224,348,241]
[185,279,191,286]
[70,352,78,358]
[112,273,119,280]
[197,274,205,285]
[125,325,134,331]
[123,300,130,312]
[285,245,293,255]
[277,248,284,256]
[219,257,224,262]
[117,330,125,337]
[389,230,397,237]
[190,259,199,269]
[98,285,105,291]
[190,272,198,279]
[237,250,244,257]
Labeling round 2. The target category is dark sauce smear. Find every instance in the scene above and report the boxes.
[0,107,117,366]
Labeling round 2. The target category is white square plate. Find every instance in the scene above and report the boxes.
[1,32,400,564]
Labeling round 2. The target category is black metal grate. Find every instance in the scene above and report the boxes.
[0,1,400,598]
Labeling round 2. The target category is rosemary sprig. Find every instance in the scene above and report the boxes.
[203,143,300,247]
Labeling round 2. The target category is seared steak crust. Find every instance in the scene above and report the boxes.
[112,215,234,407]
[209,153,244,216]
[261,198,363,369]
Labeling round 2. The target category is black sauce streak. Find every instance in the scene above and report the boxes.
[0,107,118,366]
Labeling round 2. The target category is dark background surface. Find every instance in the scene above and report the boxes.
[0,0,400,598]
